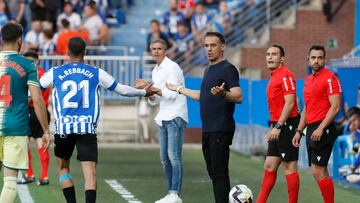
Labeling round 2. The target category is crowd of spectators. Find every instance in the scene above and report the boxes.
[0,0,122,55]
[146,0,266,62]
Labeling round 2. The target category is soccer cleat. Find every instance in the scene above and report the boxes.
[37,178,49,186]
[17,176,35,184]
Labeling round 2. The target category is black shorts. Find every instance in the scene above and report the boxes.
[306,122,337,167]
[29,107,51,139]
[54,133,98,163]
[267,116,300,162]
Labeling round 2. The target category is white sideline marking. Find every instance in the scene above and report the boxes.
[105,179,142,203]
[17,184,34,203]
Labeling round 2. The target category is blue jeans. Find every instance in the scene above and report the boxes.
[159,117,186,194]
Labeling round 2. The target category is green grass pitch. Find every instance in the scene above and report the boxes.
[2,147,359,203]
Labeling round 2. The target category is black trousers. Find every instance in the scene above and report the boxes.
[202,132,233,203]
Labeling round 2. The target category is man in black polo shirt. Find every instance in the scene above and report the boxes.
[167,31,243,203]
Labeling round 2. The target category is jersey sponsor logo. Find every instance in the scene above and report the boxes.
[60,115,92,123]
[58,67,94,80]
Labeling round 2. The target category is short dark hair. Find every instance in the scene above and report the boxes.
[205,32,225,44]
[23,50,39,60]
[150,19,160,26]
[150,38,167,50]
[87,1,97,11]
[347,107,360,118]
[61,18,70,28]
[1,22,23,43]
[68,37,86,57]
[269,44,285,57]
[64,1,73,7]
[308,44,326,57]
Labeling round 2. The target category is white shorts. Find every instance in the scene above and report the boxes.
[0,136,28,170]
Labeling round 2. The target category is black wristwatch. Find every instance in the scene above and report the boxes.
[274,123,282,129]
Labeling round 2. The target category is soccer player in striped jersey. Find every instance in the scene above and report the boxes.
[40,37,159,203]
[0,22,50,203]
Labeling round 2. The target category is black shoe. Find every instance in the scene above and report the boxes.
[17,176,35,184]
[37,178,49,186]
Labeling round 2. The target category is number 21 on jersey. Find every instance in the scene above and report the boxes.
[62,80,89,108]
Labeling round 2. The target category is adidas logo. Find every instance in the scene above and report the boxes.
[281,153,286,158]
[317,156,321,161]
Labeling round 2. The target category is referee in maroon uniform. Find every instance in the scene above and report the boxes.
[257,45,300,203]
[292,45,342,203]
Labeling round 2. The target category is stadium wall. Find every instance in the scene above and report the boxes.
[239,0,355,79]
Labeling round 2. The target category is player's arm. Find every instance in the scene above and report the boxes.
[292,106,307,147]
[316,94,341,132]
[268,94,295,141]
[29,85,50,149]
[166,83,200,100]
[99,69,157,97]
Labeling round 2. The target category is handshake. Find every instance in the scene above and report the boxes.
[135,79,161,97]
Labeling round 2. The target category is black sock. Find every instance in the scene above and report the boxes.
[63,186,76,203]
[85,190,96,203]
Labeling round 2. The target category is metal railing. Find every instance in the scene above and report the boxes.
[166,0,308,74]
[39,55,141,101]
[86,45,128,56]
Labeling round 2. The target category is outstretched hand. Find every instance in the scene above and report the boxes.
[166,82,182,92]
[135,79,148,89]
[210,82,226,96]
[144,82,160,97]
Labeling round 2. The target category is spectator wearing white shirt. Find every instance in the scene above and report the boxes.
[57,1,82,30]
[24,20,44,52]
[136,39,188,203]
[82,0,109,45]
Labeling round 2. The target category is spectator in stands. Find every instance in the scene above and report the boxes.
[57,1,82,30]
[212,0,231,34]
[24,19,44,52]
[346,107,360,173]
[92,0,108,19]
[191,2,210,41]
[57,18,88,55]
[162,0,185,38]
[40,29,55,55]
[146,19,171,53]
[172,21,194,65]
[178,0,195,31]
[30,0,56,28]
[5,0,25,27]
[82,0,109,46]
[202,0,218,16]
[357,84,360,108]
[69,0,85,14]
[0,1,8,29]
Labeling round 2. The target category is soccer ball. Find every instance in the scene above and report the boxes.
[229,184,253,203]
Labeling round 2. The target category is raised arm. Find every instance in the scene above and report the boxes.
[166,82,200,101]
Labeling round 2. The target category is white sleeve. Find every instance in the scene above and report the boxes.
[148,95,160,106]
[99,68,116,89]
[99,68,146,97]
[39,68,53,88]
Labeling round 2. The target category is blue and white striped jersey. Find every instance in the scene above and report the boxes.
[40,62,118,135]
